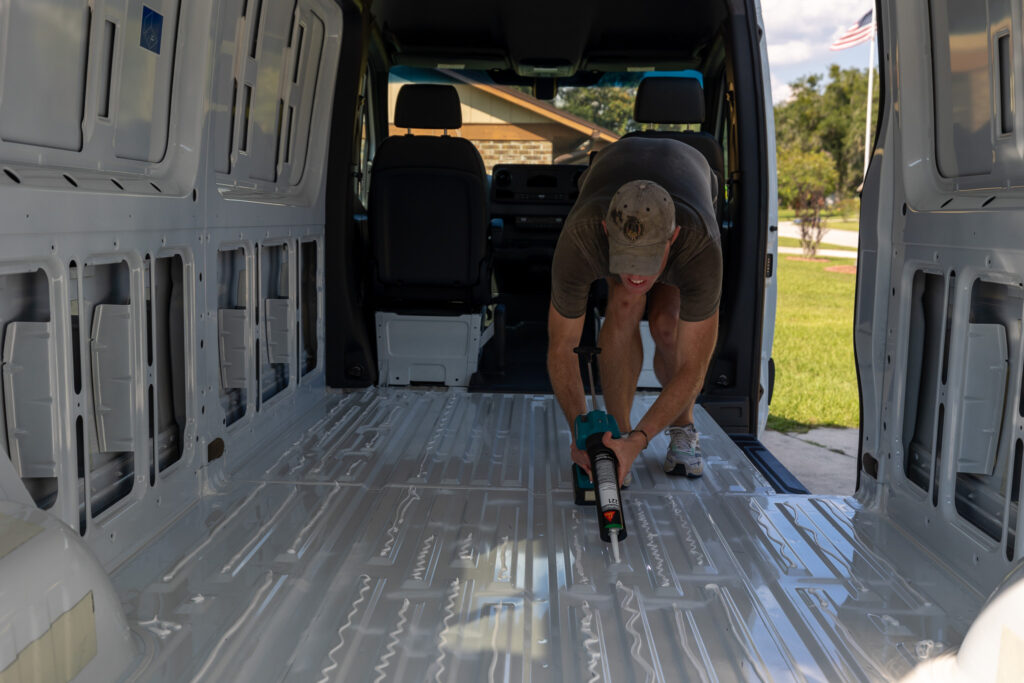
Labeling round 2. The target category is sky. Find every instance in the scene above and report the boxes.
[760,0,878,103]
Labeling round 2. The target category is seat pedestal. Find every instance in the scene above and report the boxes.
[376,311,493,386]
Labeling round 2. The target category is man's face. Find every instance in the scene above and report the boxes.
[605,223,680,295]
[617,270,660,294]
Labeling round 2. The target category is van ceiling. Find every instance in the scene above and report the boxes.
[370,0,729,74]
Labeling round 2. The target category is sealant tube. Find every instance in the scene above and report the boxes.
[586,434,628,543]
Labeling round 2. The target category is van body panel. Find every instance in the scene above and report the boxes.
[859,0,1024,598]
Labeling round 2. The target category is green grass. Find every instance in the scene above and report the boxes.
[778,236,857,252]
[778,209,860,231]
[766,255,859,433]
[827,218,860,231]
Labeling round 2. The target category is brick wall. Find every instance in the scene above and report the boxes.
[470,139,552,173]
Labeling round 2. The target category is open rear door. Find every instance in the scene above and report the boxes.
[860,0,1024,586]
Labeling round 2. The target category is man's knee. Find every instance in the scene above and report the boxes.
[604,280,645,326]
[648,296,680,350]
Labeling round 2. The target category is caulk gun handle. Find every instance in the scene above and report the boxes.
[573,345,600,363]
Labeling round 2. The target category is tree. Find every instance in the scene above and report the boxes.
[775,65,878,197]
[554,87,637,136]
[777,147,838,257]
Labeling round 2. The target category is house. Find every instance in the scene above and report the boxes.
[387,69,620,172]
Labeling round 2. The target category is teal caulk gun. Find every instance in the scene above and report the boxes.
[571,346,628,562]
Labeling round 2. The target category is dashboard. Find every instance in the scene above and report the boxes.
[490,163,587,247]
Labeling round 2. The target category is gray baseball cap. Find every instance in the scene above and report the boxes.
[606,180,676,275]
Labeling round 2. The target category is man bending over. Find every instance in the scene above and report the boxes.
[547,136,722,485]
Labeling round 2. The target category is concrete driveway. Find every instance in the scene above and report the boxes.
[761,427,859,496]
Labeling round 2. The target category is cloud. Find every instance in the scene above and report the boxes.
[768,39,813,66]
[770,76,793,104]
[759,0,874,90]
[760,0,869,45]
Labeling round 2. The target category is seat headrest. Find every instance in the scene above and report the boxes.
[394,84,463,130]
[634,77,705,125]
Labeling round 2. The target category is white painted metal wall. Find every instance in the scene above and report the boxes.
[859,0,1024,591]
[0,0,343,571]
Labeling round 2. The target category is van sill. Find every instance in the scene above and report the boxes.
[731,434,810,494]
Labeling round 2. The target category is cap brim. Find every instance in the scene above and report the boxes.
[608,242,666,276]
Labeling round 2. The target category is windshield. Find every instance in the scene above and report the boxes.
[387,67,703,172]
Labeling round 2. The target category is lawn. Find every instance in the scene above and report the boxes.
[766,254,859,432]
[778,236,857,252]
[778,208,860,231]
[827,218,860,231]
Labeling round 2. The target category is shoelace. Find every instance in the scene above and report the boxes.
[666,427,698,452]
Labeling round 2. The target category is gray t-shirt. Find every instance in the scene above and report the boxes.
[550,137,722,321]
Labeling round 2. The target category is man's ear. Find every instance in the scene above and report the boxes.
[669,225,681,244]
[602,220,608,235]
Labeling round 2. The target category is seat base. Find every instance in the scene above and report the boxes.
[376,311,493,386]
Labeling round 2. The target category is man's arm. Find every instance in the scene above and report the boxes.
[599,312,718,484]
[635,312,719,436]
[546,302,592,474]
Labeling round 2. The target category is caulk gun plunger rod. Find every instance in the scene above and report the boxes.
[586,361,599,412]
[573,346,602,413]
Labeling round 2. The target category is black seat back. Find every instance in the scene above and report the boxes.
[369,84,490,310]
[626,77,725,217]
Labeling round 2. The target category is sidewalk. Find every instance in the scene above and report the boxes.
[777,220,859,260]
[760,427,859,496]
[778,246,858,259]
[778,220,859,247]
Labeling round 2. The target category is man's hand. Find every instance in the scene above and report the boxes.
[571,440,591,479]
[600,431,645,487]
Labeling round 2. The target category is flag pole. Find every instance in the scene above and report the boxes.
[862,27,875,178]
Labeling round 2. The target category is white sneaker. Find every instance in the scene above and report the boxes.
[663,424,703,477]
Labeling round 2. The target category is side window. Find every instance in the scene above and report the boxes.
[354,76,374,206]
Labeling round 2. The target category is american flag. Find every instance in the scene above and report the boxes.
[830,10,874,51]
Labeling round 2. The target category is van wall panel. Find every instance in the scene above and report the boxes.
[211,0,247,174]
[0,0,338,568]
[114,0,180,162]
[0,0,90,151]
[248,1,293,181]
[930,0,994,177]
[288,12,324,186]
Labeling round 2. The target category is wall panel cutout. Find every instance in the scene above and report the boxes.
[954,280,1021,542]
[299,240,317,375]
[98,20,117,118]
[902,271,949,493]
[287,11,325,186]
[1007,440,1023,560]
[218,248,249,426]
[0,269,56,509]
[0,0,90,151]
[83,262,135,519]
[261,244,290,402]
[153,256,185,472]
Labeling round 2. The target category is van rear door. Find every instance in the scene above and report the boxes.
[859,0,1024,585]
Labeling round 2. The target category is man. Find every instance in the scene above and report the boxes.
[547,135,722,485]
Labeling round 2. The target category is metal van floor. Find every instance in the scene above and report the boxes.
[112,387,982,681]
